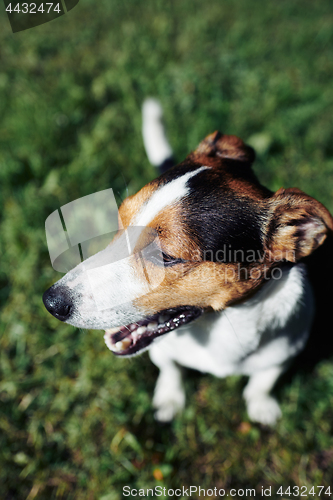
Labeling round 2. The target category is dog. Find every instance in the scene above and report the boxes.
[43,99,333,425]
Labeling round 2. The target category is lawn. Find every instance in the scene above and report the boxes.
[1,0,333,498]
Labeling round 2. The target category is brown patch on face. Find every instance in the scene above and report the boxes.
[148,203,201,261]
[118,179,159,228]
[134,259,273,316]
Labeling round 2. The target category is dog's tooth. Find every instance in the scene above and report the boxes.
[147,322,158,331]
[104,332,113,351]
[114,338,132,351]
[137,326,147,335]
[110,342,121,352]
[105,337,132,352]
[106,342,118,352]
[158,314,170,324]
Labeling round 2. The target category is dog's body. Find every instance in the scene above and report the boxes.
[150,262,314,424]
[43,100,333,425]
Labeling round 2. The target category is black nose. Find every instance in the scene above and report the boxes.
[43,285,73,321]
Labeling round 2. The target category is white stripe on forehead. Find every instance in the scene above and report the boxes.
[132,166,209,227]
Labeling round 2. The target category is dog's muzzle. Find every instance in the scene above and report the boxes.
[43,285,73,321]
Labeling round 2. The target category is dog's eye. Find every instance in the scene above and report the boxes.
[161,253,186,267]
[142,244,185,268]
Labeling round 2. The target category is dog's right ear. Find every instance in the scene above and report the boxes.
[194,131,255,164]
[264,187,333,262]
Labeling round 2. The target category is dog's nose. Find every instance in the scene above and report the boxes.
[43,285,73,321]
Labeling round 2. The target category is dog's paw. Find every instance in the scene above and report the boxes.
[153,387,185,423]
[246,396,282,426]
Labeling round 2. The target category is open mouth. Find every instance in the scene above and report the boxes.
[104,306,203,356]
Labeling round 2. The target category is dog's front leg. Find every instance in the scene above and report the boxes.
[149,344,185,422]
[243,365,285,426]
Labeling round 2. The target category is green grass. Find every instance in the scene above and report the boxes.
[1,0,333,498]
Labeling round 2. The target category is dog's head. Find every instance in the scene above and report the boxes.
[43,132,333,356]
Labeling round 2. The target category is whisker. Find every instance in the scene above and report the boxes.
[223,310,245,355]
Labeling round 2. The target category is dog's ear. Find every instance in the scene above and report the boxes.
[265,187,333,262]
[194,131,255,164]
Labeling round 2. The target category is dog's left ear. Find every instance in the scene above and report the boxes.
[265,187,333,262]
[194,131,255,164]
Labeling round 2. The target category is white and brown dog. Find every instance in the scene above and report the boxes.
[43,100,333,425]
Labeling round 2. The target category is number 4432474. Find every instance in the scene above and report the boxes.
[277,486,331,496]
[6,3,61,14]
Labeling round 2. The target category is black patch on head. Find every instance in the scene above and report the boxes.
[156,158,206,187]
[182,166,265,263]
[158,156,176,174]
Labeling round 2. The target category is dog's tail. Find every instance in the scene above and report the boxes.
[142,98,175,174]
